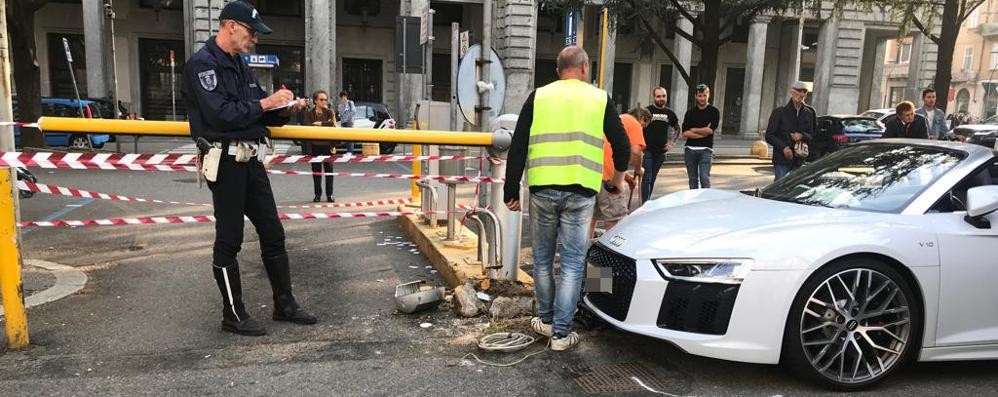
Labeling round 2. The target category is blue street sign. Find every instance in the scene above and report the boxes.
[241,54,280,68]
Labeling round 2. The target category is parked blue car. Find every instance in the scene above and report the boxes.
[13,98,111,149]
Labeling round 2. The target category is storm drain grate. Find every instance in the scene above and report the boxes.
[572,362,672,394]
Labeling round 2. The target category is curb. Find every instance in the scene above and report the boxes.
[0,259,87,317]
[398,215,533,289]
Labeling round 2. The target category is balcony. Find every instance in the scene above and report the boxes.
[974,22,998,38]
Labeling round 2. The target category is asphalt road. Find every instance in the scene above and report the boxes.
[2,141,997,396]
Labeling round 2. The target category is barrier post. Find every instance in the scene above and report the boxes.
[0,0,29,349]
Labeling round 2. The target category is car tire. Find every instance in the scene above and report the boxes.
[380,143,396,154]
[782,257,921,391]
[69,135,91,150]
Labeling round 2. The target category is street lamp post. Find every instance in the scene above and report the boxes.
[794,0,806,81]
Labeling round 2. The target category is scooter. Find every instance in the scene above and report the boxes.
[15,167,36,199]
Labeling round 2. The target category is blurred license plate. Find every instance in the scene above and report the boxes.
[584,263,613,293]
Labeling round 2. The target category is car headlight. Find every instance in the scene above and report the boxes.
[653,259,753,285]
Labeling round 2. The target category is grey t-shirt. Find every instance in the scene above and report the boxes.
[337,100,356,126]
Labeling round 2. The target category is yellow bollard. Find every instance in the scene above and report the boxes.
[0,167,28,349]
[412,144,422,201]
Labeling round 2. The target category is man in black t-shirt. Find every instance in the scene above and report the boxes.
[641,87,681,203]
[682,84,721,189]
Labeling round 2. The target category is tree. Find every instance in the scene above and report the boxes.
[6,0,49,148]
[538,0,796,98]
[866,0,985,113]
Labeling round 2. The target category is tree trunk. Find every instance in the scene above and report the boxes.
[699,0,722,96]
[932,0,960,114]
[7,0,45,148]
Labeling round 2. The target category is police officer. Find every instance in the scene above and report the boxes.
[183,0,317,336]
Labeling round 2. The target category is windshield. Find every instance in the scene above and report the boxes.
[759,144,964,213]
[860,111,884,119]
[841,119,882,134]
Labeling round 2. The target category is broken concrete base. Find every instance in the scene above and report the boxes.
[398,215,534,289]
[452,282,481,317]
[487,296,535,318]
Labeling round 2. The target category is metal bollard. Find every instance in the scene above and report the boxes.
[445,182,457,241]
[414,180,438,228]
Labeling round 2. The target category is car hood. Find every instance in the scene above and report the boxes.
[601,189,901,263]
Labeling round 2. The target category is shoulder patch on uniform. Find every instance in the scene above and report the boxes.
[198,70,218,92]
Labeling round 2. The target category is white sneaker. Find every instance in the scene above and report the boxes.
[550,332,580,351]
[531,317,553,337]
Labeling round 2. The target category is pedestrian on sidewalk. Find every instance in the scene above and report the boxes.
[641,87,681,203]
[304,90,338,203]
[681,84,720,189]
[337,90,357,153]
[183,0,317,336]
[765,81,816,181]
[592,107,648,236]
[916,88,950,140]
[884,101,929,139]
[504,46,631,352]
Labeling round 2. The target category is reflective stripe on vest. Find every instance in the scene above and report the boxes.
[527,79,607,192]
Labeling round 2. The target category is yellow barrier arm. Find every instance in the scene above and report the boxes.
[36,117,501,147]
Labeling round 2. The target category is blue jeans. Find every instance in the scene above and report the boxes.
[529,189,595,336]
[684,148,712,189]
[773,162,800,181]
[341,122,354,152]
[641,151,666,202]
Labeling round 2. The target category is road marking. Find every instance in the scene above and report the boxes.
[0,259,87,318]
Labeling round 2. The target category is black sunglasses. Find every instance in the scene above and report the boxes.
[232,21,258,37]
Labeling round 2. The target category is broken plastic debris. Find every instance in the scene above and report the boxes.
[408,265,419,269]
[420,322,433,328]
[476,292,491,301]
[376,279,385,283]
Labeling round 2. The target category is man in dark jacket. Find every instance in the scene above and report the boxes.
[884,101,929,139]
[183,0,316,336]
[765,81,815,181]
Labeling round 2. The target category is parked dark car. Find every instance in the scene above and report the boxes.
[961,123,998,149]
[810,115,884,161]
[297,101,398,155]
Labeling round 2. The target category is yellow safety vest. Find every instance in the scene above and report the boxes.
[527,79,607,192]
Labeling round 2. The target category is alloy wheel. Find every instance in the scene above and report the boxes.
[799,268,912,385]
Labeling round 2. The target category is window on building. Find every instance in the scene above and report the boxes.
[254,44,306,97]
[344,0,381,18]
[991,44,998,70]
[432,3,464,26]
[970,8,980,29]
[47,33,88,98]
[431,53,452,102]
[984,83,998,119]
[659,64,673,97]
[956,88,971,113]
[612,63,633,113]
[138,39,185,120]
[897,43,911,64]
[888,87,905,108]
[256,0,303,17]
[964,46,975,72]
[139,0,181,10]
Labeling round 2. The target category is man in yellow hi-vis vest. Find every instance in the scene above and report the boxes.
[504,46,631,352]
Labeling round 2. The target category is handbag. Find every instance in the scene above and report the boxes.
[793,140,809,159]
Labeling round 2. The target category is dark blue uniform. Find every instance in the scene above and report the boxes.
[183,36,315,335]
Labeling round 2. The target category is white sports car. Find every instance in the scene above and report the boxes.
[584,139,998,390]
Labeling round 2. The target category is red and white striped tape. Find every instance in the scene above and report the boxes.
[0,122,39,128]
[15,180,412,209]
[0,151,490,167]
[17,210,451,228]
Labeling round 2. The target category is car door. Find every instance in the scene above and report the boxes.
[929,160,998,346]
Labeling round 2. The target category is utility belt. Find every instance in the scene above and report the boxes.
[195,137,273,184]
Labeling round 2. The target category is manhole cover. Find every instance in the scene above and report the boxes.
[572,362,672,394]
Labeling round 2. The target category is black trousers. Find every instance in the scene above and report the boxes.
[308,144,334,197]
[207,153,286,266]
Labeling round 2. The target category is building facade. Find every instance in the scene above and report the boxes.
[33,0,922,136]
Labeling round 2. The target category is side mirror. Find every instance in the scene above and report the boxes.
[964,185,998,228]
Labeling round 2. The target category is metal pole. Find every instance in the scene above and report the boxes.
[446,182,457,240]
[170,49,177,121]
[478,0,494,209]
[63,37,85,118]
[425,8,435,101]
[794,0,805,81]
[0,0,29,349]
[106,0,119,119]
[450,22,459,133]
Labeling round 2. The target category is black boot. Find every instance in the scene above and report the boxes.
[262,254,318,325]
[212,263,266,336]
